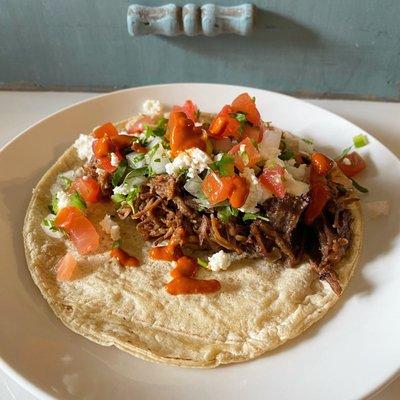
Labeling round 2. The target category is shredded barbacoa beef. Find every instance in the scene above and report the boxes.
[128,174,357,294]
[87,160,357,294]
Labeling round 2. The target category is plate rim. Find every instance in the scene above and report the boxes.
[0,83,399,400]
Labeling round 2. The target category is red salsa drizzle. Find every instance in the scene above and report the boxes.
[110,248,140,267]
[166,255,221,295]
[149,227,186,261]
[148,244,183,261]
[170,256,198,278]
[166,276,221,295]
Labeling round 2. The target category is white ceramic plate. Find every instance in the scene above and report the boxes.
[0,84,399,400]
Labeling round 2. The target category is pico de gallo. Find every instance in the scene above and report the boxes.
[41,93,368,295]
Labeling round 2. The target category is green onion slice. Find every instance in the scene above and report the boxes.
[353,134,369,148]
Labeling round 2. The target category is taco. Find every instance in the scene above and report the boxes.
[23,94,363,367]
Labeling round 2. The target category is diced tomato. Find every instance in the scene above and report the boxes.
[231,93,261,127]
[242,125,262,143]
[92,122,118,139]
[92,135,123,173]
[126,116,155,134]
[337,151,366,178]
[209,105,241,139]
[259,165,286,198]
[311,152,334,176]
[305,171,330,225]
[173,100,198,122]
[229,137,261,172]
[132,142,148,153]
[111,134,134,150]
[92,137,112,158]
[97,156,117,173]
[167,111,206,157]
[182,100,198,122]
[212,137,234,153]
[201,173,249,208]
[201,172,232,205]
[55,206,99,254]
[56,252,78,282]
[71,177,101,203]
[229,175,249,208]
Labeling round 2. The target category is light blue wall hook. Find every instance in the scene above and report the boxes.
[127,3,254,37]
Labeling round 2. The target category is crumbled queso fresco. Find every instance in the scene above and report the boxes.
[208,250,232,272]
[56,191,70,209]
[73,134,94,162]
[165,148,212,178]
[239,168,271,213]
[142,99,162,118]
[99,214,121,241]
[110,152,120,167]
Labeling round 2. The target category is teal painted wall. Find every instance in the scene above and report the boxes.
[1,0,399,100]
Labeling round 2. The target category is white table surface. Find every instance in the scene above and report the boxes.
[0,91,399,400]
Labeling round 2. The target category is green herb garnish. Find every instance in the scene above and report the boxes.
[42,217,60,233]
[111,159,127,187]
[242,213,269,222]
[59,176,72,189]
[234,112,246,123]
[353,134,369,148]
[336,146,353,160]
[111,193,126,206]
[69,191,87,211]
[279,148,295,161]
[144,117,168,138]
[197,258,209,269]
[49,194,59,214]
[112,239,122,248]
[351,178,369,193]
[217,205,239,222]
[126,187,141,206]
[210,154,235,176]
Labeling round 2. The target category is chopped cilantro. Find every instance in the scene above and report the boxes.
[210,154,235,176]
[126,187,141,206]
[234,112,246,123]
[59,175,72,189]
[336,146,353,160]
[111,193,126,206]
[42,218,60,233]
[217,205,239,222]
[279,148,295,161]
[111,187,141,208]
[144,117,167,138]
[351,178,369,193]
[49,194,59,214]
[242,213,269,222]
[69,191,87,211]
[197,258,209,269]
[111,159,127,187]
[112,239,122,248]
